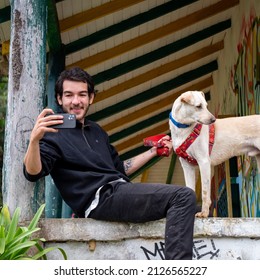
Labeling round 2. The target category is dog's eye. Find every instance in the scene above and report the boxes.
[196,105,202,109]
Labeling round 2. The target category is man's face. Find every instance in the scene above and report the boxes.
[57,80,95,123]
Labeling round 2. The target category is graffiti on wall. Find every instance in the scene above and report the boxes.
[15,116,34,153]
[140,241,165,260]
[231,13,260,217]
[193,239,220,260]
[140,239,220,260]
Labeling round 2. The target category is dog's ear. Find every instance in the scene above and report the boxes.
[200,91,205,98]
[180,92,192,105]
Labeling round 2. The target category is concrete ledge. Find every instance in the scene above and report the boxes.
[39,218,260,241]
[39,218,260,260]
[194,218,260,238]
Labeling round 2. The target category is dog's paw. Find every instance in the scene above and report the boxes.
[195,211,209,218]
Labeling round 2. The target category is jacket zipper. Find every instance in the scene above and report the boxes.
[82,125,91,149]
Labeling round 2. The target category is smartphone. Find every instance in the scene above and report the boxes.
[49,113,76,129]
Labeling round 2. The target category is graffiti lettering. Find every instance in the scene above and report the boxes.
[141,239,220,260]
[193,239,219,260]
[140,241,165,260]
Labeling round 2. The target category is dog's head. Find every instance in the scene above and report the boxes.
[171,91,216,125]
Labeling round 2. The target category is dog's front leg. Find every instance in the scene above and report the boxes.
[197,160,211,218]
[179,158,196,190]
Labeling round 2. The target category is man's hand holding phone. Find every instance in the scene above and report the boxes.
[46,113,76,129]
[30,109,76,144]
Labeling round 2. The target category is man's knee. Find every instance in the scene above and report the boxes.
[176,186,197,207]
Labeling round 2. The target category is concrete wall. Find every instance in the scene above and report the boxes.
[40,218,260,260]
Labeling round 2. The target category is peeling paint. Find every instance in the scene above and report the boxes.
[12,9,23,92]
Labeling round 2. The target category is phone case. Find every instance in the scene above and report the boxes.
[51,114,76,129]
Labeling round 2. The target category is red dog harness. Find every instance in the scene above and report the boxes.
[175,123,215,165]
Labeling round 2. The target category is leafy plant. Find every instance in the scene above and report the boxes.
[0,204,67,260]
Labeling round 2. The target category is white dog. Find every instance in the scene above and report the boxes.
[169,90,260,218]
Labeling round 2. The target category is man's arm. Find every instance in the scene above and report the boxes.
[23,108,63,175]
[24,138,43,175]
[123,136,172,176]
[123,147,157,175]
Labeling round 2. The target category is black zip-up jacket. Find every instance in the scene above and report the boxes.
[23,119,129,217]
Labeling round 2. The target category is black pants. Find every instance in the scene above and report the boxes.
[88,182,196,260]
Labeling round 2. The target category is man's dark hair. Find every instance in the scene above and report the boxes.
[55,67,95,103]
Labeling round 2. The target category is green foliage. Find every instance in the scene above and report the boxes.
[0,204,67,260]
